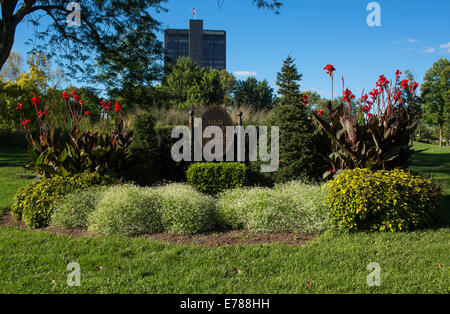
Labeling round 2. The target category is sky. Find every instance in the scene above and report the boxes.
[10,0,450,99]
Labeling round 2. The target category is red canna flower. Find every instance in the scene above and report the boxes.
[30,94,41,106]
[73,94,80,102]
[71,90,77,95]
[400,79,409,90]
[79,100,84,105]
[303,95,308,105]
[361,94,368,103]
[395,70,402,77]
[410,82,419,93]
[376,75,389,89]
[323,64,336,76]
[62,92,69,101]
[343,88,355,103]
[367,113,373,118]
[317,109,324,115]
[114,101,122,113]
[84,110,90,116]
[16,103,24,110]
[21,119,31,126]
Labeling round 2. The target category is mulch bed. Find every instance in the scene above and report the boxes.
[0,212,315,246]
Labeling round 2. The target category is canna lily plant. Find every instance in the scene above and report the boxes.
[17,91,131,178]
[313,66,424,180]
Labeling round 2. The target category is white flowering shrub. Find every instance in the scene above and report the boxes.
[51,187,106,229]
[153,183,216,235]
[88,184,163,236]
[217,181,331,233]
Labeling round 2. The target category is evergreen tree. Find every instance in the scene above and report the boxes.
[276,55,303,105]
[272,55,326,182]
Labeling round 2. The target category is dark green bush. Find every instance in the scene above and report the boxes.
[186,162,247,195]
[11,172,116,229]
[326,168,441,232]
[127,113,187,185]
[271,102,326,183]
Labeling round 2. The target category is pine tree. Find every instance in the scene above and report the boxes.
[272,55,326,182]
[276,55,303,105]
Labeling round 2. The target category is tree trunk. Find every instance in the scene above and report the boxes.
[0,1,19,71]
[439,125,443,147]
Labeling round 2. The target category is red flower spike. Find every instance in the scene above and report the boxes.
[376,75,389,88]
[323,64,336,76]
[367,113,373,118]
[410,82,419,93]
[71,91,77,95]
[317,109,324,115]
[114,101,122,113]
[73,94,80,102]
[21,119,31,126]
[31,94,41,106]
[303,95,308,105]
[343,88,355,103]
[395,70,402,77]
[400,79,409,90]
[62,92,69,101]
[16,103,24,110]
[84,111,89,116]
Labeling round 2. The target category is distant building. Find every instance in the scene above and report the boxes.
[164,19,226,70]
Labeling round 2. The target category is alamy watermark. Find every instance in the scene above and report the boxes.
[67,262,81,287]
[366,2,381,27]
[171,120,279,173]
[66,2,81,27]
[366,262,381,286]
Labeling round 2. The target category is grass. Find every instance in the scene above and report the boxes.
[409,142,450,221]
[0,144,449,293]
[410,142,450,167]
[0,227,448,293]
[0,149,29,167]
[0,167,35,214]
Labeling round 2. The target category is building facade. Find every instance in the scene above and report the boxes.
[164,20,226,70]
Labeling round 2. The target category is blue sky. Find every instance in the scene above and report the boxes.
[11,0,450,99]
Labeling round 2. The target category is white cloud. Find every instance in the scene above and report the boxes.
[233,70,257,77]
[407,38,419,43]
[440,42,450,49]
[422,47,436,54]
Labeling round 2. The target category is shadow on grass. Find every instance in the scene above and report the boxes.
[410,152,450,167]
[0,149,29,167]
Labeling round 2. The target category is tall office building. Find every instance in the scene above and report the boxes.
[164,20,226,70]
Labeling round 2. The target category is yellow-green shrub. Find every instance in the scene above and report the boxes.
[326,168,441,232]
[11,173,116,229]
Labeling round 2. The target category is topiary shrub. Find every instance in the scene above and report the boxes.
[50,186,107,229]
[153,183,216,235]
[186,162,247,195]
[88,184,163,237]
[216,181,331,233]
[326,168,441,232]
[11,172,116,229]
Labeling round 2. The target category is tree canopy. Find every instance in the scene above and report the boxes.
[421,58,450,146]
[0,0,283,88]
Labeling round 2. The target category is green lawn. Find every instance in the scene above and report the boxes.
[0,145,449,294]
[0,149,30,167]
[0,227,448,293]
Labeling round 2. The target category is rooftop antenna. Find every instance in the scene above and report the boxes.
[191,8,197,20]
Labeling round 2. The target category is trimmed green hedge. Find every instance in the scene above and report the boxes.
[326,168,442,232]
[186,162,247,194]
[11,172,116,229]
